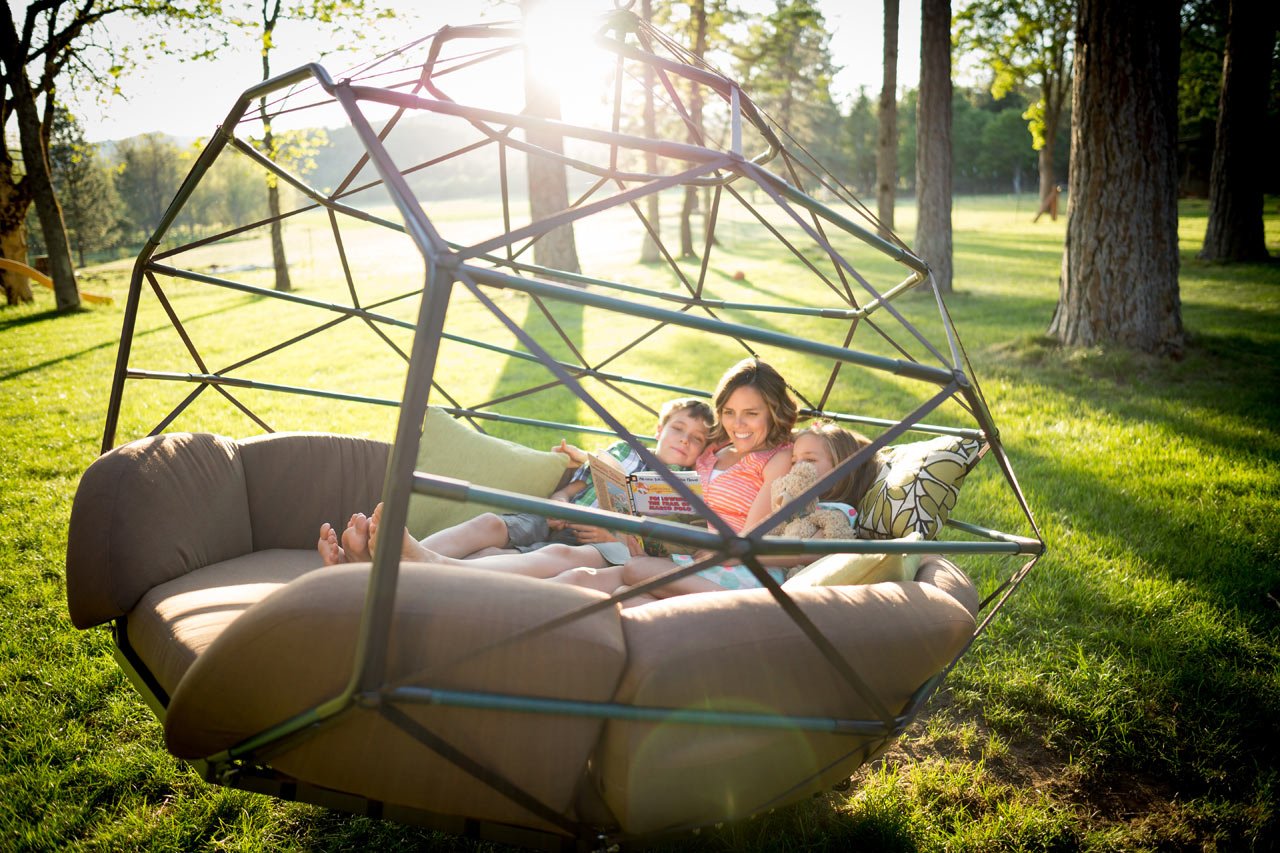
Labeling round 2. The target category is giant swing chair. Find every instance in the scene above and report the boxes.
[65,5,1044,850]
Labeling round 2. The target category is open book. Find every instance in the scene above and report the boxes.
[588,451,704,556]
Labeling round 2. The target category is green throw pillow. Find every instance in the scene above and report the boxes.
[856,435,984,540]
[405,407,572,537]
[783,535,923,588]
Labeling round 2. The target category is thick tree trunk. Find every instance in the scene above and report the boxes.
[1049,0,1183,354]
[0,181,34,304]
[1199,0,1275,262]
[639,0,661,264]
[915,0,953,293]
[876,0,899,239]
[678,0,708,259]
[522,2,581,276]
[13,89,78,309]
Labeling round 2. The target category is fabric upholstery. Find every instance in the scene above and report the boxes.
[407,407,571,537]
[239,432,389,551]
[164,563,626,833]
[66,433,253,628]
[856,435,985,540]
[594,582,976,834]
[913,554,981,617]
[125,549,322,697]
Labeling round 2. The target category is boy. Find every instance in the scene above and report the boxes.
[319,397,712,576]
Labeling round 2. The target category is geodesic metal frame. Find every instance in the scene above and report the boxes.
[100,6,1044,847]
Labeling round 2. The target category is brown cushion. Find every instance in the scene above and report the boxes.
[126,549,323,696]
[594,583,975,834]
[913,555,981,617]
[66,433,252,628]
[164,563,626,833]
[238,432,390,551]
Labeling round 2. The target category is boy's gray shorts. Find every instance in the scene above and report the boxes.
[501,512,631,566]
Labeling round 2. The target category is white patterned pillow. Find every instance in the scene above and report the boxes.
[856,435,984,540]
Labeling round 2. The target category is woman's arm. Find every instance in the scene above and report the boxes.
[740,450,793,533]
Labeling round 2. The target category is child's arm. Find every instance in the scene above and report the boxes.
[552,439,589,466]
[545,479,588,531]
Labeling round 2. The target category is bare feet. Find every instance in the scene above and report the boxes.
[369,502,441,563]
[317,522,345,565]
[340,513,372,562]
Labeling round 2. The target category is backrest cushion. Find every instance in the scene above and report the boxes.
[238,432,389,551]
[407,407,572,537]
[66,433,252,628]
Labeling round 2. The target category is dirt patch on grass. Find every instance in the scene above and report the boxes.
[851,696,1193,845]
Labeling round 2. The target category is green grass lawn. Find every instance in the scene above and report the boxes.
[2,194,1278,851]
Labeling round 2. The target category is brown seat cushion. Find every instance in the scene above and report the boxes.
[126,549,323,697]
[164,563,627,833]
[593,581,976,834]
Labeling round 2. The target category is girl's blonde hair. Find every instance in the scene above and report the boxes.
[708,358,797,449]
[797,421,881,504]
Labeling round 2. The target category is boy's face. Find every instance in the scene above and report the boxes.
[654,409,710,467]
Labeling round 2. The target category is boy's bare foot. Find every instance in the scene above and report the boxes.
[369,502,444,563]
[317,522,346,565]
[340,513,372,562]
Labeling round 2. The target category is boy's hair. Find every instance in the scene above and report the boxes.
[657,397,715,429]
[798,421,881,504]
[708,358,797,448]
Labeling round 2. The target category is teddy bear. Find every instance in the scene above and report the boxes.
[768,460,856,540]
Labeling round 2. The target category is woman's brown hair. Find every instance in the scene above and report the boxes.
[708,358,797,449]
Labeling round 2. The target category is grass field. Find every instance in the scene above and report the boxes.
[1,194,1278,851]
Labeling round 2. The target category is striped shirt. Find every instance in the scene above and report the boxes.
[695,443,791,532]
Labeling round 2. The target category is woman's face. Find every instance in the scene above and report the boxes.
[719,385,772,454]
[790,432,835,477]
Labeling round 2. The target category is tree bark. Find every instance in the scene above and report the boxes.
[0,175,34,304]
[876,0,899,239]
[1049,0,1183,354]
[639,0,661,264]
[679,0,708,259]
[915,0,953,293]
[9,78,78,309]
[522,1,581,276]
[1198,0,1275,262]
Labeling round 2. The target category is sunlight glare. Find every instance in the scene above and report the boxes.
[521,1,614,123]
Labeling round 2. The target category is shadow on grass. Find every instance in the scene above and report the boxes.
[0,295,260,385]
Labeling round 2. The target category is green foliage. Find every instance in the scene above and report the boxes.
[954,0,1074,161]
[1,196,1277,851]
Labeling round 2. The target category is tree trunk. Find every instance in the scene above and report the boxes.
[915,0,953,293]
[1199,0,1275,262]
[639,0,661,264]
[1049,0,1183,354]
[1036,142,1055,208]
[522,1,581,276]
[678,0,708,259]
[267,179,291,292]
[260,17,292,294]
[0,181,34,304]
[876,0,899,238]
[12,85,79,309]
